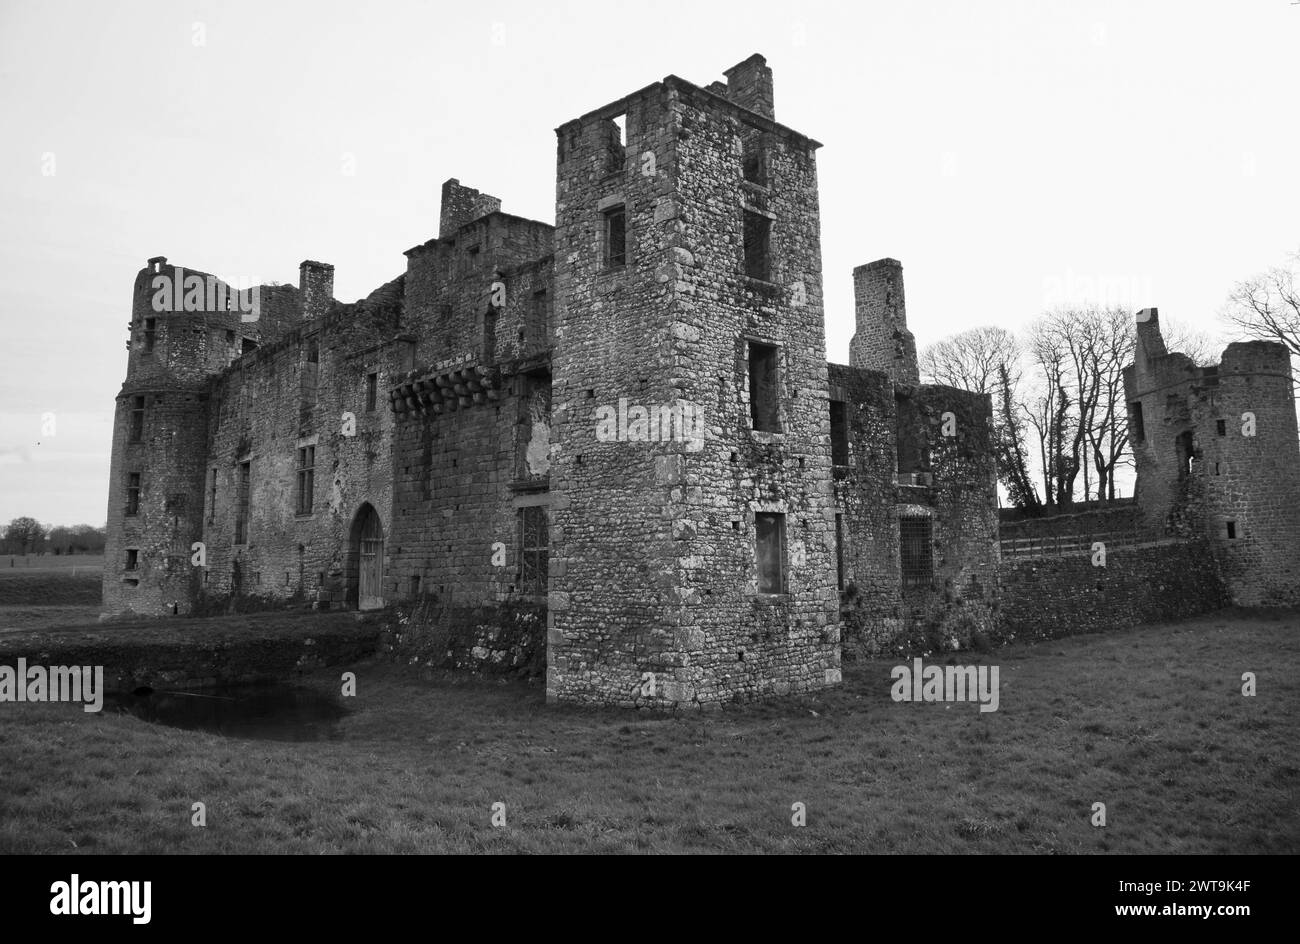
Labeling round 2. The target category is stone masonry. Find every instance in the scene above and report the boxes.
[102,55,1005,706]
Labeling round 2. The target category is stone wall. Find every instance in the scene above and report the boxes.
[546,67,840,707]
[999,539,1228,641]
[1125,308,1300,605]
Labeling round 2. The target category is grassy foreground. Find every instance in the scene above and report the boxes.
[0,554,103,632]
[0,608,1296,854]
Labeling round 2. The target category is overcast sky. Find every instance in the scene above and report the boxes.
[1,0,1297,527]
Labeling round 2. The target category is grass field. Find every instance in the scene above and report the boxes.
[0,554,103,632]
[0,606,1295,854]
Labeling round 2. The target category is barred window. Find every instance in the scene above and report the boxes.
[899,515,933,589]
[518,505,548,593]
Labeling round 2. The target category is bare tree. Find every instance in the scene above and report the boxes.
[920,326,1040,509]
[1224,252,1300,359]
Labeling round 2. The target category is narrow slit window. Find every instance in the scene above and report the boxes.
[755,512,787,594]
[234,461,251,544]
[129,395,145,443]
[208,468,218,524]
[143,318,157,354]
[835,513,845,592]
[296,446,315,515]
[748,341,781,432]
[1129,401,1146,443]
[830,400,849,465]
[743,210,771,280]
[604,205,626,268]
[366,372,378,412]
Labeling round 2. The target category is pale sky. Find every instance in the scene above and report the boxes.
[2,0,1297,527]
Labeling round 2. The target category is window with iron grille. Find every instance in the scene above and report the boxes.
[899,515,933,589]
[755,512,786,594]
[296,446,315,515]
[518,505,548,593]
[125,472,141,517]
[234,461,251,544]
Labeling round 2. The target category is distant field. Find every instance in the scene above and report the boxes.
[0,555,102,631]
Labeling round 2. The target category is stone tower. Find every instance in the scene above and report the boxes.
[102,258,249,616]
[849,258,918,384]
[1124,307,1300,605]
[546,54,842,706]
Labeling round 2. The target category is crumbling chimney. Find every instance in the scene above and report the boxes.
[722,54,774,120]
[1135,307,1167,361]
[439,178,503,239]
[849,258,919,385]
[299,260,334,321]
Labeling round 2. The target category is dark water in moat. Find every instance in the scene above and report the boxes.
[105,684,348,741]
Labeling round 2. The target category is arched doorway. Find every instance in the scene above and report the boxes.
[349,504,385,610]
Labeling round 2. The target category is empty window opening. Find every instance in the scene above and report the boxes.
[208,468,218,523]
[604,205,627,268]
[366,372,378,412]
[241,337,258,354]
[900,515,934,590]
[234,461,251,544]
[143,318,157,354]
[896,394,924,473]
[755,512,787,594]
[748,341,781,432]
[125,549,138,571]
[1226,521,1237,540]
[1216,419,1226,437]
[129,395,145,443]
[743,210,771,280]
[606,115,627,173]
[830,400,849,466]
[125,472,141,517]
[226,329,235,343]
[1129,401,1146,443]
[518,505,549,594]
[1214,462,1221,476]
[296,446,315,515]
[306,339,319,364]
[742,149,765,185]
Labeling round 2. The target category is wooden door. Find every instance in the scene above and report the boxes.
[358,507,384,610]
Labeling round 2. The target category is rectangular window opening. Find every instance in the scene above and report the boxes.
[900,515,934,590]
[834,513,845,592]
[604,205,626,268]
[366,372,378,412]
[518,505,549,594]
[1216,419,1227,437]
[1129,401,1146,444]
[129,395,145,443]
[125,472,141,517]
[143,318,156,354]
[125,549,138,571]
[830,400,849,466]
[748,341,781,432]
[208,468,218,524]
[743,210,771,280]
[296,446,315,515]
[1226,521,1237,540]
[755,512,787,594]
